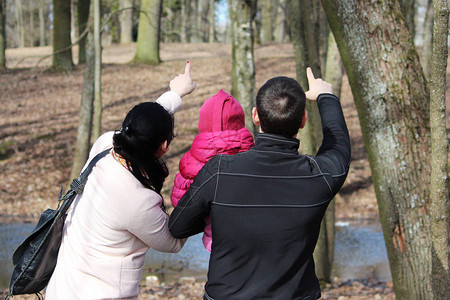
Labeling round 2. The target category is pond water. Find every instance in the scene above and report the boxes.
[0,221,391,289]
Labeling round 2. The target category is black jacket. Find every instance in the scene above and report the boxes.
[169,94,351,300]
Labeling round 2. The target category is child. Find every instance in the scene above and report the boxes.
[171,89,254,252]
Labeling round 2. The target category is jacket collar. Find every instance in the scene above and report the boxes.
[253,133,300,154]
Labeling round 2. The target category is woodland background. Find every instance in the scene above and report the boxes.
[0,0,449,299]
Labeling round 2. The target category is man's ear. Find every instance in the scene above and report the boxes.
[252,107,260,126]
[300,110,308,129]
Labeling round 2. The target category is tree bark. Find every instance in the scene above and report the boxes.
[52,0,73,71]
[181,0,187,43]
[229,0,257,134]
[321,0,434,298]
[77,0,90,64]
[92,0,102,141]
[421,0,433,80]
[260,0,273,43]
[208,0,214,43]
[70,17,95,180]
[133,0,162,64]
[39,0,46,46]
[15,0,25,48]
[0,0,5,70]
[429,0,450,298]
[400,0,415,37]
[274,0,287,43]
[119,0,133,44]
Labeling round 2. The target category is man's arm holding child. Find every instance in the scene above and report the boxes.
[169,155,219,238]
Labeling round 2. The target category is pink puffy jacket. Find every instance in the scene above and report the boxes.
[171,89,254,252]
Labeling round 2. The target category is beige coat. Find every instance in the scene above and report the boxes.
[46,92,186,299]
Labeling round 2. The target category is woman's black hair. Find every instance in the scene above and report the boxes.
[113,102,174,197]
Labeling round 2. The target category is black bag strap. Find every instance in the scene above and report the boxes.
[58,148,112,215]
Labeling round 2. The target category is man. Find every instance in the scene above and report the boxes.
[169,68,351,300]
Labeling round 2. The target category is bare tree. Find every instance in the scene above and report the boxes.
[92,0,102,141]
[39,0,46,46]
[400,0,415,37]
[321,0,445,298]
[78,0,90,64]
[52,0,73,71]
[15,0,25,48]
[274,0,287,42]
[0,0,5,70]
[209,0,215,43]
[260,0,273,42]
[133,0,162,64]
[421,0,433,80]
[429,0,449,298]
[229,0,257,134]
[119,0,133,44]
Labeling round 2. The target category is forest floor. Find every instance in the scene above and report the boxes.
[1,43,449,299]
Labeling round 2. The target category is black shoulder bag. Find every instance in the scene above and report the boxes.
[7,148,111,298]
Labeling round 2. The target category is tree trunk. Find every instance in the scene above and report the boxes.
[77,0,90,64]
[400,0,415,37]
[260,0,273,43]
[288,0,335,284]
[16,0,25,48]
[119,0,133,44]
[421,0,433,80]
[39,0,45,46]
[52,0,73,71]
[29,3,36,47]
[0,0,5,70]
[274,0,287,43]
[229,0,256,135]
[321,0,434,298]
[70,17,95,180]
[208,0,214,43]
[429,0,450,298]
[181,0,187,43]
[92,0,102,141]
[316,30,344,284]
[133,0,162,64]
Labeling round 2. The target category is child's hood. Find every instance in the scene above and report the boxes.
[198,89,246,133]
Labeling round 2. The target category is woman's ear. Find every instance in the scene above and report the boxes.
[156,140,169,158]
[252,107,260,126]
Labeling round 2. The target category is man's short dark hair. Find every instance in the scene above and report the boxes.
[256,76,306,138]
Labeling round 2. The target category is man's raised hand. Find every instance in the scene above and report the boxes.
[304,67,334,101]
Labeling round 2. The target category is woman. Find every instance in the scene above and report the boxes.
[46,62,196,299]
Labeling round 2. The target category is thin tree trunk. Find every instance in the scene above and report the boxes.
[39,0,45,46]
[16,0,25,48]
[260,0,273,43]
[229,0,256,134]
[119,0,133,44]
[429,0,450,298]
[181,0,187,43]
[208,0,214,43]
[29,4,35,46]
[52,0,73,71]
[92,0,102,141]
[421,0,433,80]
[70,20,95,180]
[78,0,90,64]
[0,0,5,70]
[400,0,415,37]
[133,0,162,64]
[321,0,434,298]
[274,0,286,43]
